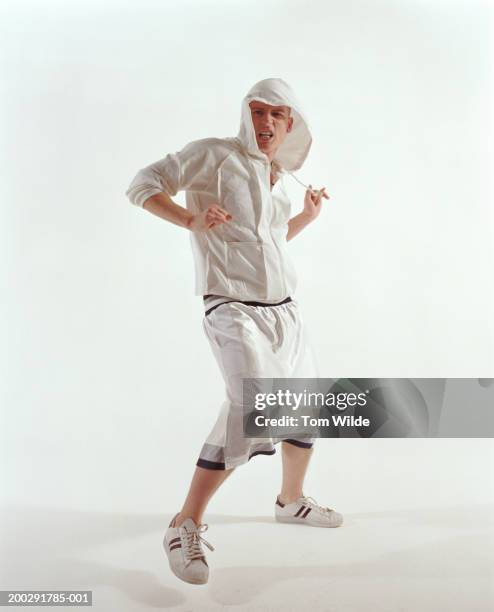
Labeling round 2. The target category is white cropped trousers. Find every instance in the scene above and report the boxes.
[197,298,319,470]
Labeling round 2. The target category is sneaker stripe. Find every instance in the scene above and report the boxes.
[294,505,306,517]
[302,507,312,518]
[169,543,182,551]
[169,537,181,545]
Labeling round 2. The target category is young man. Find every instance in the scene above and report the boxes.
[126,78,342,586]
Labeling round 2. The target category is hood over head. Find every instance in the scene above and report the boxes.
[237,78,312,172]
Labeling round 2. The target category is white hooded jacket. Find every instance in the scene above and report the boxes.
[125,78,312,302]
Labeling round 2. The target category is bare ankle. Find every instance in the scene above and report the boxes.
[172,512,201,528]
[278,492,303,505]
[173,513,186,527]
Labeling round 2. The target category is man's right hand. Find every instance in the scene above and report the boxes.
[142,193,233,232]
[187,205,233,232]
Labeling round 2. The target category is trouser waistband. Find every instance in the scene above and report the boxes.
[203,295,293,317]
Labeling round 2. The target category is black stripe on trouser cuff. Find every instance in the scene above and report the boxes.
[205,296,293,317]
[196,448,276,471]
[283,439,314,449]
[196,458,226,470]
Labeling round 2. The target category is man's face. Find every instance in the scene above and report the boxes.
[249,101,293,160]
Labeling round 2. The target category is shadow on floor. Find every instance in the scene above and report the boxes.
[0,503,493,609]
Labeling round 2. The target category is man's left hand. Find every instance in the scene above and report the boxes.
[303,185,330,220]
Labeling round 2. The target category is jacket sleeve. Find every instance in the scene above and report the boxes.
[125,139,218,208]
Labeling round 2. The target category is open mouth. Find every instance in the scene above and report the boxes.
[258,131,274,142]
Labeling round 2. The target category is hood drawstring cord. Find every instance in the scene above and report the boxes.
[285,171,317,195]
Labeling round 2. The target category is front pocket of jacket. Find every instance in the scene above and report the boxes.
[225,241,265,285]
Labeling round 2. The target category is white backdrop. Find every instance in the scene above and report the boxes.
[1,0,493,523]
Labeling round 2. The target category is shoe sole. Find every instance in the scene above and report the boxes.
[169,564,208,585]
[275,514,343,528]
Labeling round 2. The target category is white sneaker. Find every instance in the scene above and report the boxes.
[163,514,214,585]
[275,495,343,528]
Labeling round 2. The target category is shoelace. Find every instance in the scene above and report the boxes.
[180,524,214,567]
[300,496,335,515]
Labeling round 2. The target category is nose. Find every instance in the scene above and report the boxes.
[261,120,274,130]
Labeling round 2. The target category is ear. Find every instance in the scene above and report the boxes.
[287,116,294,133]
